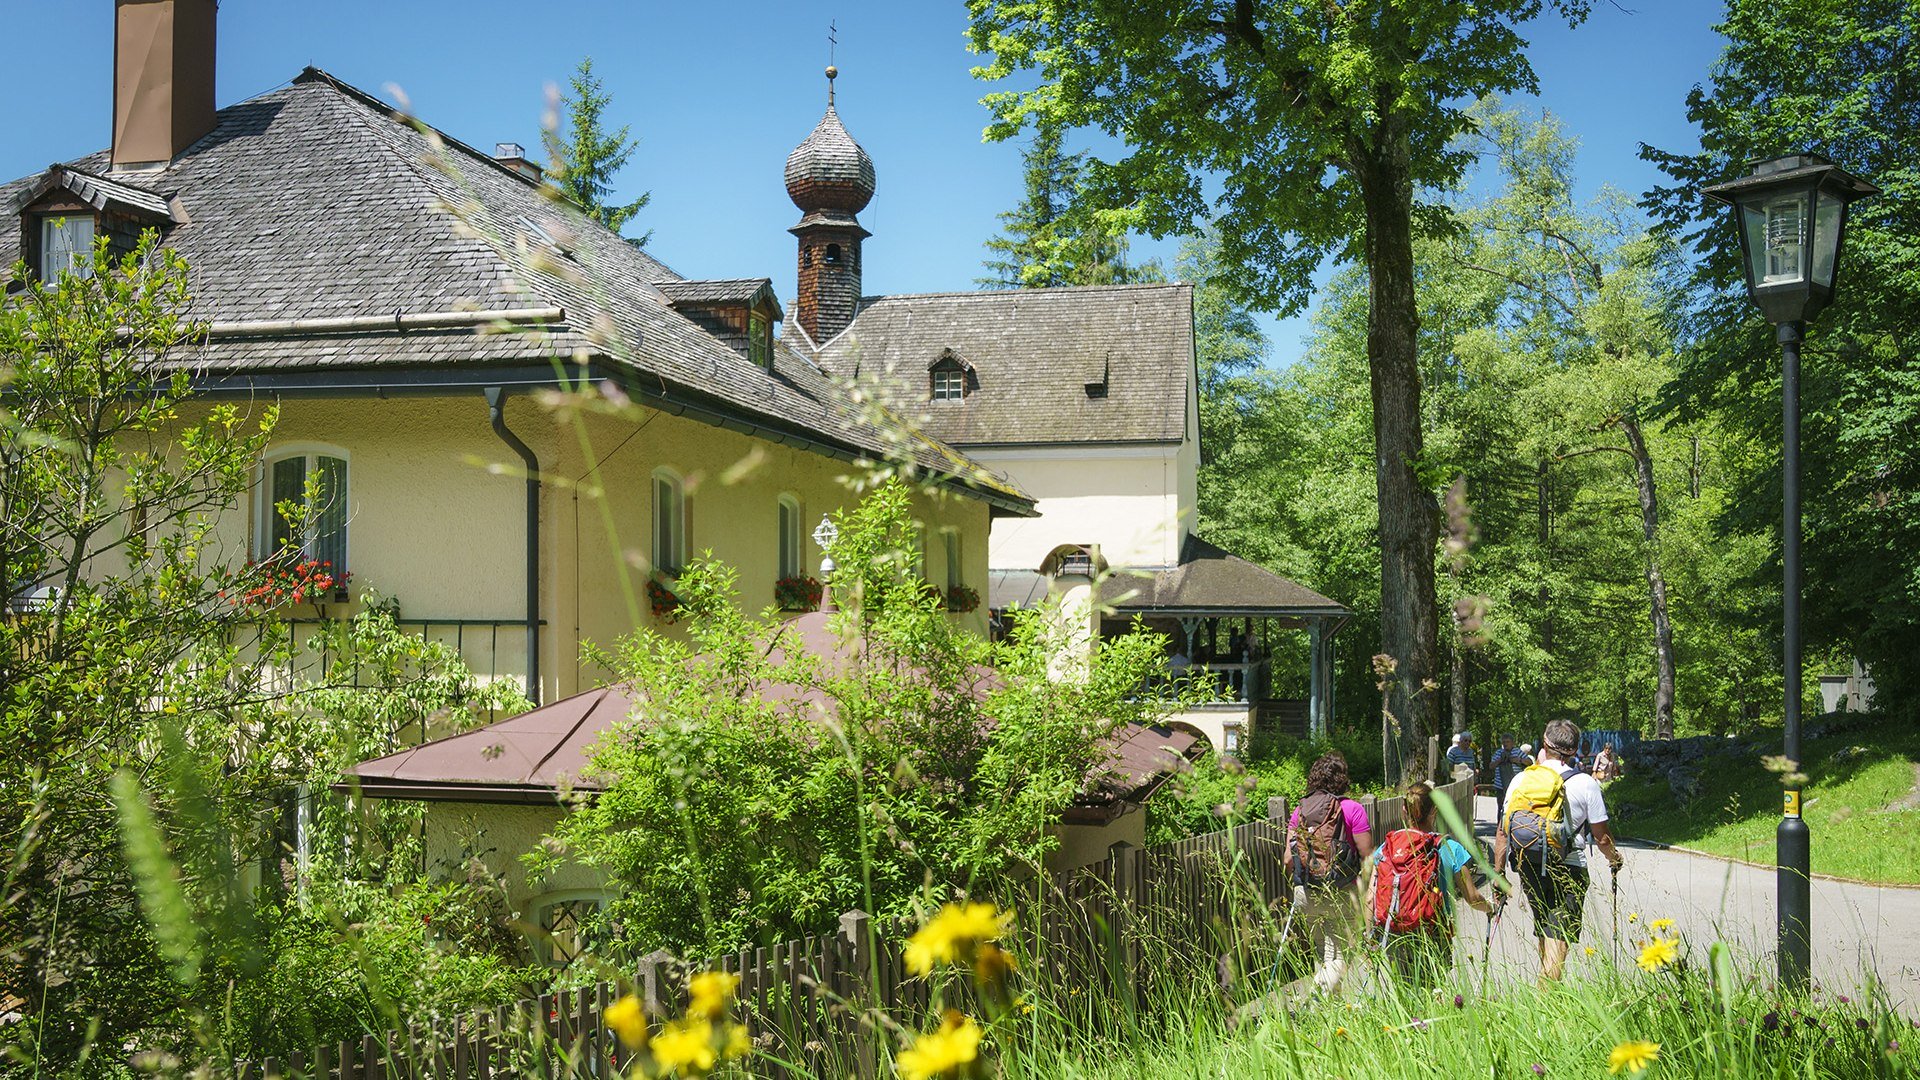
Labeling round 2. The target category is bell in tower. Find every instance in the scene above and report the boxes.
[784,65,875,345]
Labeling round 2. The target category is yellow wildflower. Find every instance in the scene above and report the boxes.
[722,1021,752,1059]
[904,902,1012,976]
[896,1011,982,1080]
[603,993,646,1049]
[1628,912,1639,923]
[974,942,1016,985]
[1608,1039,1660,1075]
[687,970,738,1019]
[1335,1027,1349,1038]
[1650,918,1676,933]
[1637,937,1680,973]
[1584,946,1597,957]
[650,1017,718,1076]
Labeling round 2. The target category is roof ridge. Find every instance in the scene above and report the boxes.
[858,282,1193,305]
[292,67,547,191]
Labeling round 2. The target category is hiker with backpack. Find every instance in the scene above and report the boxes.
[1491,718,1624,983]
[1367,782,1501,985]
[1285,751,1374,993]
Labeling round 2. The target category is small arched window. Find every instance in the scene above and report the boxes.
[824,243,842,265]
[653,468,687,575]
[777,494,804,580]
[531,890,611,967]
[258,446,349,574]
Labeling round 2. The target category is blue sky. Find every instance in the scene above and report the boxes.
[3,1,1727,367]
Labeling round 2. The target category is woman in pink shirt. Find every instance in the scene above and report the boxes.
[1285,751,1375,992]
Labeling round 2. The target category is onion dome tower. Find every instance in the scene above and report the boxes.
[785,65,875,344]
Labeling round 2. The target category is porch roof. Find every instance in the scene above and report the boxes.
[1097,536,1350,619]
[341,612,1201,809]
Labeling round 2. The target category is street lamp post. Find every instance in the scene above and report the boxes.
[1702,153,1877,993]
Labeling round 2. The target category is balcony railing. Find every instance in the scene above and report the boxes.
[1151,659,1268,705]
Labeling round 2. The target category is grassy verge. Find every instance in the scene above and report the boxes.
[1000,963,1915,1079]
[1606,717,1920,885]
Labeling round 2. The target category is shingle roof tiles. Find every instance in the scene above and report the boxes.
[812,283,1195,447]
[0,69,1026,506]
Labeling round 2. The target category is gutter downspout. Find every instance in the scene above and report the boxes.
[485,386,541,704]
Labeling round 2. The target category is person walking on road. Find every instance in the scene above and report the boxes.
[1492,718,1624,984]
[1285,751,1375,993]
[1446,732,1481,787]
[1490,733,1529,793]
[1366,782,1501,987]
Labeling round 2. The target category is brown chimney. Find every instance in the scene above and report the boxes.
[113,0,218,170]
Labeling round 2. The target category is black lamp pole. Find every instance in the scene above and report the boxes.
[1777,318,1810,989]
[1702,153,1876,994]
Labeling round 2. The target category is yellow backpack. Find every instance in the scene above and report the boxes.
[1502,763,1577,864]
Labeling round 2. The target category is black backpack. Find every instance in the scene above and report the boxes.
[1287,791,1360,888]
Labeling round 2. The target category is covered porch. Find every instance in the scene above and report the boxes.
[1095,536,1350,753]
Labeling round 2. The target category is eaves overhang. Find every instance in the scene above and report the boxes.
[180,358,1038,518]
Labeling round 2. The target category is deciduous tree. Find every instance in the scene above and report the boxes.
[968,0,1590,779]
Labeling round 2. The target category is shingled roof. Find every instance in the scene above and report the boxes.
[810,283,1194,448]
[0,68,1029,514]
[1098,535,1350,618]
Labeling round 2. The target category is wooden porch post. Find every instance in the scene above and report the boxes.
[1308,620,1327,739]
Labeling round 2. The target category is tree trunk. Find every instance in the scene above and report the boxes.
[1536,457,1553,726]
[1619,412,1677,740]
[1355,123,1439,785]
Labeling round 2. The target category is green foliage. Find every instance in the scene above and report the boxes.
[1642,0,1920,716]
[1144,730,1394,845]
[1000,960,1912,1077]
[1606,716,1920,884]
[0,240,534,1068]
[545,56,652,244]
[548,482,1177,955]
[980,124,1164,288]
[1198,107,1779,742]
[969,1,1590,774]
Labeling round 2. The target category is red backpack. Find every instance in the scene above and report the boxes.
[1370,830,1447,934]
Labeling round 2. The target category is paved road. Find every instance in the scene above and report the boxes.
[1433,796,1920,1012]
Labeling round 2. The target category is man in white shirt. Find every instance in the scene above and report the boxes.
[1492,718,1624,983]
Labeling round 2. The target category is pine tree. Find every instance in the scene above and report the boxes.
[546,57,652,245]
[979,126,1161,288]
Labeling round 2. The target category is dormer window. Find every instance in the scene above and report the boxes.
[38,215,96,280]
[932,367,966,401]
[929,349,975,402]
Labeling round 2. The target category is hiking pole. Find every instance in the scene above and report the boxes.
[1269,896,1298,989]
[1482,904,1502,993]
[1611,862,1621,969]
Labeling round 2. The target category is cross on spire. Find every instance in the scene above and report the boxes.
[826,20,839,106]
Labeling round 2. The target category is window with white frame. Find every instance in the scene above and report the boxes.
[258,449,349,574]
[652,468,687,574]
[39,215,95,280]
[532,891,610,966]
[931,365,966,401]
[777,494,804,580]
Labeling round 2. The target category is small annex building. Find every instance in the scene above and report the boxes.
[343,610,1204,960]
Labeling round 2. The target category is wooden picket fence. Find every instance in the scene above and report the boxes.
[239,776,1472,1080]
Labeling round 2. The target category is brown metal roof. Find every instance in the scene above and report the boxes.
[343,612,1200,807]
